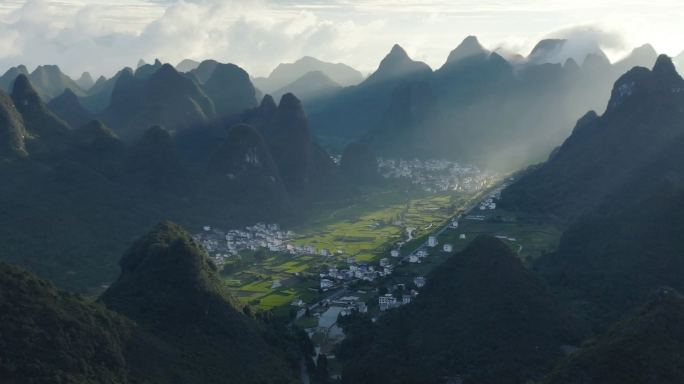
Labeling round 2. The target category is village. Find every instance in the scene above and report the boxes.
[377,158,496,193]
[189,166,531,380]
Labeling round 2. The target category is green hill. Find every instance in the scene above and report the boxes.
[100,221,298,383]
[339,236,577,384]
[1,222,300,383]
[0,262,138,383]
[544,287,684,384]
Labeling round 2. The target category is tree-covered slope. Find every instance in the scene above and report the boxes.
[339,236,577,384]
[502,55,684,219]
[544,287,684,384]
[0,262,137,384]
[100,221,298,384]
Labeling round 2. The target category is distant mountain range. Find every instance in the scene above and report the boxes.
[0,64,85,101]
[0,41,667,172]
[338,52,684,383]
[502,55,684,329]
[253,56,364,93]
[308,37,663,171]
[3,38,684,383]
[0,71,348,292]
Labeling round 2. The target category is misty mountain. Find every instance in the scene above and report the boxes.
[0,90,28,158]
[306,44,433,142]
[11,74,69,141]
[102,64,215,140]
[80,69,128,113]
[0,64,85,102]
[47,88,94,129]
[253,56,363,93]
[189,59,220,83]
[675,50,684,71]
[75,71,95,90]
[259,93,341,198]
[502,55,684,219]
[339,236,577,384]
[365,44,432,85]
[27,65,86,100]
[134,58,163,80]
[0,65,29,93]
[613,44,658,74]
[501,56,684,328]
[441,35,489,67]
[309,37,665,171]
[527,39,568,64]
[272,70,342,102]
[0,79,342,291]
[177,58,201,72]
[544,287,684,384]
[202,63,258,119]
[527,38,609,66]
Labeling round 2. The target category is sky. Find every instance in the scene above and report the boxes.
[0,0,682,78]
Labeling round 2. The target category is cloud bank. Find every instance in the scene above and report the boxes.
[0,0,682,78]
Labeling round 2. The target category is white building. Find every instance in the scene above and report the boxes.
[443,244,453,253]
[459,234,467,240]
[428,236,438,247]
[379,294,397,311]
[417,249,429,258]
[320,279,334,289]
[450,220,459,229]
[414,276,426,288]
[402,295,412,305]
[291,299,305,307]
[390,249,400,258]
[379,258,391,267]
[409,255,420,263]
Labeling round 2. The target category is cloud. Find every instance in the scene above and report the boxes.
[0,1,681,79]
[521,25,628,65]
[0,0,386,78]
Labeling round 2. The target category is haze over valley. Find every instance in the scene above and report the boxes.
[2,1,684,384]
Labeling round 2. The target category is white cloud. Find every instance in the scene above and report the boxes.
[0,0,682,78]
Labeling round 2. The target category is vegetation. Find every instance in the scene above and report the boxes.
[0,222,301,384]
[101,221,298,383]
[221,188,473,312]
[544,288,684,384]
[0,262,135,383]
[338,236,580,384]
[0,74,344,294]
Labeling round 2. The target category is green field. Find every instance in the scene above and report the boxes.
[291,191,464,262]
[221,187,478,312]
[391,209,563,285]
[219,183,561,315]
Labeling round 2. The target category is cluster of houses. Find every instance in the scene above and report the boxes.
[320,259,395,290]
[334,296,369,316]
[377,158,496,193]
[193,223,297,265]
[194,223,350,267]
[378,281,424,311]
[478,181,509,210]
